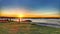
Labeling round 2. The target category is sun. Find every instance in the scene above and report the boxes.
[17,14,24,21]
[18,14,24,18]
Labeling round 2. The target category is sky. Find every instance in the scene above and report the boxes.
[0,0,60,17]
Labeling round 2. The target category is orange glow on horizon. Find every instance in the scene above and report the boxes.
[0,13,60,17]
[0,8,59,18]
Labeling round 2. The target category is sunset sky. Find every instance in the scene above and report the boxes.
[0,0,60,17]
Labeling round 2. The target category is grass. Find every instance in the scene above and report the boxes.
[0,22,60,34]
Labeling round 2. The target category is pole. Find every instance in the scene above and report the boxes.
[19,18,20,23]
